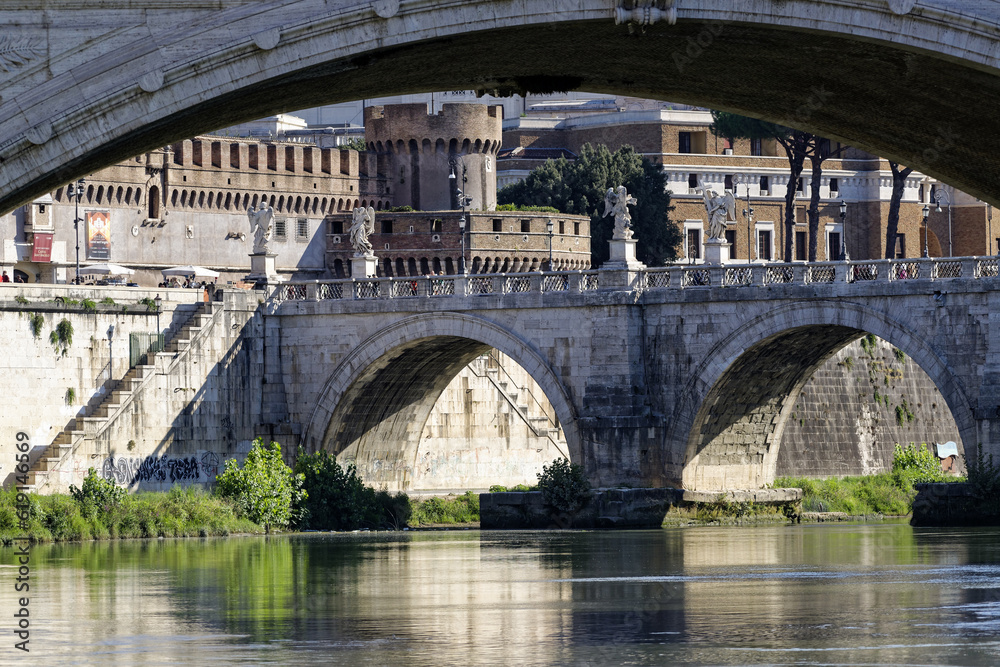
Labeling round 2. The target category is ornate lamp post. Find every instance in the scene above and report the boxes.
[922,204,930,257]
[450,163,472,274]
[839,199,849,261]
[934,188,953,256]
[107,324,115,377]
[546,219,554,271]
[458,215,466,275]
[66,178,86,283]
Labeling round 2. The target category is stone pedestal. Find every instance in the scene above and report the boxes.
[351,255,378,279]
[704,238,731,265]
[601,238,646,289]
[246,252,280,284]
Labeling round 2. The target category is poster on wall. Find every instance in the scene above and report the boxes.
[86,210,111,260]
[31,232,53,262]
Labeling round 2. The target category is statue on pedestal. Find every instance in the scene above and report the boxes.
[697,183,735,240]
[349,206,376,258]
[603,185,637,240]
[247,199,274,254]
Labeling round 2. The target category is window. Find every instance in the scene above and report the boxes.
[724,174,734,191]
[558,220,565,234]
[297,218,309,241]
[381,219,393,234]
[828,231,842,261]
[493,219,502,232]
[795,231,807,261]
[895,233,906,258]
[750,138,762,156]
[574,222,580,235]
[331,220,343,235]
[796,178,805,193]
[758,229,772,261]
[686,227,701,260]
[759,176,770,194]
[679,132,691,153]
[688,173,698,192]
[521,219,531,233]
[431,219,442,233]
[274,218,287,239]
[725,230,737,259]
[829,178,839,194]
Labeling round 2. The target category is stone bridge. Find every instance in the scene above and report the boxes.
[2,1,1000,213]
[268,257,1000,490]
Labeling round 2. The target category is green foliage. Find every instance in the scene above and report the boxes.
[497,143,680,267]
[410,491,480,525]
[70,468,128,521]
[343,137,368,152]
[537,458,591,513]
[138,297,159,312]
[776,474,917,516]
[15,295,29,305]
[81,298,96,313]
[892,443,948,489]
[966,443,1000,504]
[49,318,73,356]
[495,203,560,213]
[386,205,415,212]
[53,295,79,306]
[293,451,410,530]
[710,111,790,142]
[893,347,906,363]
[840,356,854,371]
[894,400,915,426]
[65,387,76,405]
[215,438,305,532]
[100,296,116,306]
[861,333,877,357]
[488,484,534,493]
[28,312,44,338]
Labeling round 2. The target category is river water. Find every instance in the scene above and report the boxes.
[4,523,1000,665]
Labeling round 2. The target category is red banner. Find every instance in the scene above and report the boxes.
[31,232,53,263]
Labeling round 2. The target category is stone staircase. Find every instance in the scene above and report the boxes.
[469,354,568,458]
[25,301,222,491]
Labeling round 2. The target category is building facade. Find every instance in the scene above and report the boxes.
[500,108,997,263]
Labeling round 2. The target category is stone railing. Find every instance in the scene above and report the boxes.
[269,257,1000,303]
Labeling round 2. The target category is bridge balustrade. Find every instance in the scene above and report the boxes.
[266,257,1000,304]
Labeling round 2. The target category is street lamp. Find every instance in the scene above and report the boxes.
[458,214,467,275]
[922,204,930,257]
[154,294,162,340]
[66,178,85,283]
[546,219,554,271]
[451,163,471,274]
[934,188,953,256]
[839,200,849,262]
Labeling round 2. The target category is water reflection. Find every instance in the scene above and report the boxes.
[6,524,1000,665]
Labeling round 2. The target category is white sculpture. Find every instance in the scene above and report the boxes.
[603,185,637,240]
[698,183,735,240]
[349,206,376,258]
[247,199,274,253]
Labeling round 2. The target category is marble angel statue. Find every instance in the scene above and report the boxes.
[602,185,637,240]
[349,205,376,258]
[698,183,735,240]
[247,198,274,253]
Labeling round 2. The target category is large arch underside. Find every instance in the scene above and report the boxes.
[322,336,490,489]
[4,2,1000,211]
[674,300,976,491]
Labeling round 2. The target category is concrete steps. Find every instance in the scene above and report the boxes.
[23,302,219,492]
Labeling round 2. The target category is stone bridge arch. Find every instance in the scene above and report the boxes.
[673,301,975,490]
[4,1,1000,212]
[301,312,581,490]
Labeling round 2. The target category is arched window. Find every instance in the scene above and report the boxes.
[396,258,405,276]
[383,258,393,277]
[407,258,418,276]
[149,186,160,219]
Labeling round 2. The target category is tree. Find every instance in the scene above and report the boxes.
[711,112,834,261]
[215,437,305,532]
[498,144,680,266]
[884,161,914,259]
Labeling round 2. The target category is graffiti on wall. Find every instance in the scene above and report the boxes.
[101,452,221,487]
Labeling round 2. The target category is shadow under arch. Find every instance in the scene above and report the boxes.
[672,301,974,490]
[301,312,582,490]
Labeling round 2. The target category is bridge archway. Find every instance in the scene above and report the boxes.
[4,2,1000,212]
[675,301,974,490]
[302,312,581,490]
